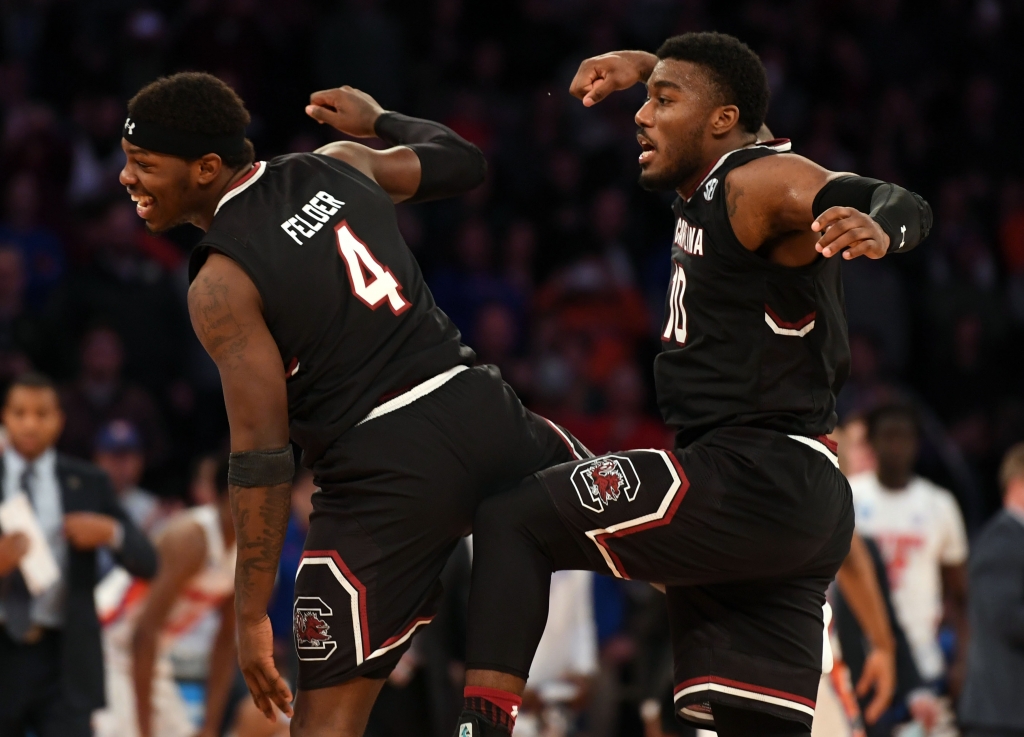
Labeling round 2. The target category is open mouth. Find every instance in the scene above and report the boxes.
[129,191,156,219]
[637,136,657,165]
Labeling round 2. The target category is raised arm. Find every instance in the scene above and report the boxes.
[187,252,294,720]
[723,153,932,266]
[305,85,486,204]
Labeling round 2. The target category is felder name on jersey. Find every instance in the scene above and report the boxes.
[280,190,346,244]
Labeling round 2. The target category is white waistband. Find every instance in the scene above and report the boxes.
[357,365,470,426]
[787,435,839,468]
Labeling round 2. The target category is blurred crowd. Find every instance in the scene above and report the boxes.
[0,0,1022,735]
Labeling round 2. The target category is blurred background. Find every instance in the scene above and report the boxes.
[0,0,1022,736]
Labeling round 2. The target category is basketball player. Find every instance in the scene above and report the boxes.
[93,456,263,737]
[454,33,932,737]
[119,73,588,737]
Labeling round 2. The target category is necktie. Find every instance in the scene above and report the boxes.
[2,464,36,642]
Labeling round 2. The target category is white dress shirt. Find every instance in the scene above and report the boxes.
[0,447,67,629]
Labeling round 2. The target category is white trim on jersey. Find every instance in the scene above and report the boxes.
[214,160,268,215]
[687,140,793,202]
[543,418,585,460]
[764,311,816,337]
[357,365,470,426]
[787,435,840,468]
[674,681,816,719]
[584,450,684,579]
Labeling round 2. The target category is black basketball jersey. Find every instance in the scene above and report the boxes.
[655,141,851,447]
[188,153,474,463]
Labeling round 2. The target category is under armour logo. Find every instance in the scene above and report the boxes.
[899,224,906,249]
[124,118,135,135]
[704,178,718,201]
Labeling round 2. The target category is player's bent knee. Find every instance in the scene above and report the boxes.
[474,474,557,546]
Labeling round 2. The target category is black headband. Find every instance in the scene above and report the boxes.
[122,116,246,159]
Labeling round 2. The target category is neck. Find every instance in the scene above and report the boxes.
[675,131,757,200]
[11,446,47,463]
[877,468,911,491]
[194,163,255,232]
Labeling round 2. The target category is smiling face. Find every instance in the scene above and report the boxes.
[635,59,742,193]
[119,140,227,232]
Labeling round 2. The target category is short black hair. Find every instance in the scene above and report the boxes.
[5,371,58,406]
[127,72,255,168]
[656,32,770,134]
[866,402,921,440]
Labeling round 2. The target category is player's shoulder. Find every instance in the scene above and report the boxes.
[726,148,829,185]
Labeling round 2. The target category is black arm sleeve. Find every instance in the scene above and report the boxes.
[812,175,933,254]
[374,112,487,203]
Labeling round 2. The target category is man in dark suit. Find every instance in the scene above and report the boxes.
[960,443,1024,737]
[0,372,158,736]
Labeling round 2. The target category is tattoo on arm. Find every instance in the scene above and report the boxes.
[726,179,745,219]
[230,484,292,616]
[188,274,249,367]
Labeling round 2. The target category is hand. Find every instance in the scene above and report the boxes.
[569,51,657,107]
[305,86,386,138]
[908,691,941,732]
[0,532,29,575]
[63,512,118,550]
[812,206,889,260]
[237,614,294,721]
[856,646,896,724]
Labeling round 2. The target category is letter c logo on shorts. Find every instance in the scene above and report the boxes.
[294,596,337,661]
[570,456,641,513]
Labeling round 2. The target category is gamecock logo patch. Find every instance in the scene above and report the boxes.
[571,456,641,513]
[294,596,337,661]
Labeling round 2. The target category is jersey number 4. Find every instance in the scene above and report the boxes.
[662,261,687,345]
[336,222,411,315]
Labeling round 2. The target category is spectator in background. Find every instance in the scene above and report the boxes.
[0,372,157,737]
[58,325,169,469]
[848,404,969,710]
[0,171,66,310]
[93,420,167,534]
[59,199,187,394]
[960,443,1024,737]
[566,361,672,455]
[515,570,598,737]
[0,244,68,380]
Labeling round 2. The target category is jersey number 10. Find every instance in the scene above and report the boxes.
[336,222,411,315]
[662,261,687,346]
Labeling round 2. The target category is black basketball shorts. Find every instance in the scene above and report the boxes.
[291,365,587,689]
[537,427,853,729]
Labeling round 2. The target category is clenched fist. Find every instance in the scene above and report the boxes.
[305,86,386,139]
[569,50,658,106]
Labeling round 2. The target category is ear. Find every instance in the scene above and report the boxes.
[195,153,224,186]
[709,104,741,138]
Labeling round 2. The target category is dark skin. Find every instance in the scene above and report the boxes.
[870,415,970,698]
[121,86,431,737]
[467,50,891,698]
